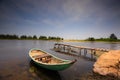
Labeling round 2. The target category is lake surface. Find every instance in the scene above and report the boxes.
[0,40,120,80]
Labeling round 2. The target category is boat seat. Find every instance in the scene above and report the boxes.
[33,54,51,61]
[33,54,51,58]
[41,58,51,63]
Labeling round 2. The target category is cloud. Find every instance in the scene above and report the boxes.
[60,0,120,27]
[1,0,120,24]
[42,19,65,28]
[0,0,120,39]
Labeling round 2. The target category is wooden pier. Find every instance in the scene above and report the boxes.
[53,43,109,60]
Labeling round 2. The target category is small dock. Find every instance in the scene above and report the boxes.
[53,43,110,60]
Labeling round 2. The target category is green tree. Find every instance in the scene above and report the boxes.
[109,33,117,41]
[33,35,37,39]
[12,35,19,39]
[0,34,19,39]
[39,36,47,40]
[0,34,5,39]
[87,37,95,41]
[48,36,63,40]
[28,36,33,39]
[20,35,27,39]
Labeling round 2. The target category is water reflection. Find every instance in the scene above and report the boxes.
[109,42,119,50]
[29,60,62,80]
[1,40,120,80]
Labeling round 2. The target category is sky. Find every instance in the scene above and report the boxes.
[0,0,120,39]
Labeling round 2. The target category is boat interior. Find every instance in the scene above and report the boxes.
[30,50,64,64]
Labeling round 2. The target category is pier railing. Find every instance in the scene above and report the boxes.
[53,43,110,60]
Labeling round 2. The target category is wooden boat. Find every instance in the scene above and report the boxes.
[29,48,77,71]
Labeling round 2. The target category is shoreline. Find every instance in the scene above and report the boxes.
[63,39,120,43]
[0,39,120,43]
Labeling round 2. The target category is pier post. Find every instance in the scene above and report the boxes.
[61,45,64,52]
[63,45,65,52]
[57,44,61,51]
[79,48,81,56]
[54,44,57,50]
[91,49,96,60]
[67,46,71,53]
[91,50,93,59]
[93,50,96,60]
[93,50,96,56]
[84,49,87,57]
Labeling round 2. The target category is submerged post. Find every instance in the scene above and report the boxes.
[67,46,71,53]
[57,44,61,51]
[79,48,81,55]
[84,49,87,57]
[91,49,96,60]
[63,45,66,52]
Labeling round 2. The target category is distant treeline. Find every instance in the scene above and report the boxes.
[0,34,63,40]
[86,33,120,42]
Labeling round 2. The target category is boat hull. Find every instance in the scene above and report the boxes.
[29,48,76,71]
[33,60,75,71]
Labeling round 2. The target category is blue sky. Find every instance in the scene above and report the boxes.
[0,0,120,39]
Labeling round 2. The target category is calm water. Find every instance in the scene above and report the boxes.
[0,40,120,80]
